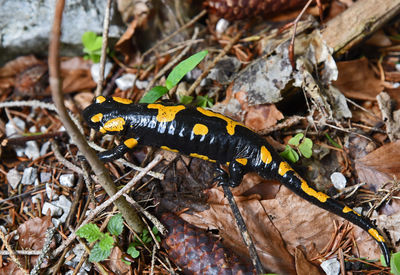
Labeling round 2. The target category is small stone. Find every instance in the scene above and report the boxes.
[5,117,25,137]
[320,258,340,275]
[330,172,347,190]
[21,167,37,185]
[25,140,40,159]
[115,73,136,90]
[91,62,112,83]
[7,168,21,189]
[136,80,148,90]
[32,193,41,204]
[216,18,229,34]
[59,174,75,188]
[40,141,51,156]
[42,202,62,216]
[53,195,72,223]
[40,172,52,183]
[46,183,59,200]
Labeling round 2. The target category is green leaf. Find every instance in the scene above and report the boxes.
[299,138,313,158]
[82,31,97,50]
[324,133,342,149]
[180,95,193,105]
[89,243,112,262]
[152,226,159,235]
[76,224,102,243]
[165,50,208,90]
[127,243,140,258]
[108,214,124,236]
[196,95,213,108]
[139,86,169,103]
[280,145,299,163]
[391,252,400,275]
[288,133,303,146]
[98,233,114,251]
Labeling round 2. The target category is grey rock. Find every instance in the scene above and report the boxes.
[21,167,38,186]
[40,172,52,183]
[7,168,21,189]
[59,174,75,188]
[46,182,59,200]
[25,140,40,159]
[0,0,124,65]
[5,117,25,137]
[42,202,62,216]
[53,195,72,223]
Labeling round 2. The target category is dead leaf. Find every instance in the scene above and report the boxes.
[61,57,96,93]
[355,141,400,188]
[294,247,322,275]
[106,247,130,274]
[244,104,284,132]
[0,55,42,78]
[115,19,138,62]
[17,216,53,250]
[333,57,384,101]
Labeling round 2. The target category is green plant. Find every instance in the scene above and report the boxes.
[280,133,313,163]
[140,50,208,104]
[381,251,400,274]
[76,214,160,263]
[82,31,103,63]
[324,133,342,149]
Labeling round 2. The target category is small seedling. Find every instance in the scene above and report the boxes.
[140,50,208,104]
[76,214,160,263]
[280,133,313,163]
[381,251,399,274]
[324,133,342,149]
[82,31,103,63]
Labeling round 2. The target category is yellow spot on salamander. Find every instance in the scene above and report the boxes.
[124,138,138,149]
[343,206,360,216]
[161,146,179,153]
[300,178,329,203]
[190,153,216,163]
[278,161,294,176]
[113,97,133,104]
[103,117,126,132]
[192,124,209,136]
[148,104,185,122]
[95,96,106,103]
[236,158,248,165]
[196,107,245,135]
[99,127,107,134]
[91,113,103,123]
[368,228,385,242]
[260,146,272,164]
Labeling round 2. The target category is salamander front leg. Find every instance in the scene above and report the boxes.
[213,160,247,187]
[98,137,139,162]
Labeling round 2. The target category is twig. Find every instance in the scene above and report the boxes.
[94,0,113,97]
[51,141,84,174]
[221,184,263,274]
[142,10,207,59]
[49,0,145,236]
[30,227,56,275]
[145,27,200,93]
[0,250,41,256]
[0,230,28,274]
[51,155,163,257]
[123,194,166,236]
[187,28,246,96]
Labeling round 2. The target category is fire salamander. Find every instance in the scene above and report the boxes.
[83,96,390,265]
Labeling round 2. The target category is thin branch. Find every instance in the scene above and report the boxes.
[49,0,145,238]
[30,227,56,275]
[0,230,28,274]
[51,155,162,257]
[94,0,113,96]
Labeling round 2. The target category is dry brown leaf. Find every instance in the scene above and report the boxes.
[181,179,384,273]
[17,216,53,250]
[244,104,284,132]
[106,247,130,274]
[0,262,26,275]
[294,247,322,275]
[61,57,96,93]
[333,57,384,101]
[115,19,138,62]
[0,55,42,78]
[355,141,400,187]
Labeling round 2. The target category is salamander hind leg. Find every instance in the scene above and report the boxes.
[213,159,247,187]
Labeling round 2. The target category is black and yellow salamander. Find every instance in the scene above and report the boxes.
[83,96,390,265]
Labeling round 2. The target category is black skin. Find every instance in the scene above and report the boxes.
[83,96,391,266]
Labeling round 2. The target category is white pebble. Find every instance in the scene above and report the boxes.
[40,141,51,156]
[216,18,229,34]
[7,168,21,189]
[115,73,136,90]
[320,258,340,275]
[25,141,40,159]
[21,167,37,186]
[59,174,75,188]
[46,183,59,200]
[5,117,25,137]
[42,202,62,216]
[330,172,347,190]
[90,62,112,83]
[53,195,72,223]
[40,172,52,183]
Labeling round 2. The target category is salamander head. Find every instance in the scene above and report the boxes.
[83,96,133,135]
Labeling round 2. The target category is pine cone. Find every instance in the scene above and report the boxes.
[205,0,309,20]
[161,213,255,274]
